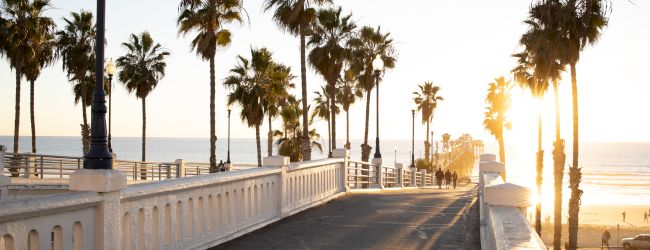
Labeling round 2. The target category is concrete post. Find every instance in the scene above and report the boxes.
[419,169,427,187]
[69,167,127,250]
[332,149,349,192]
[0,145,9,201]
[395,163,404,188]
[409,167,418,187]
[175,159,186,178]
[24,154,35,178]
[264,156,290,216]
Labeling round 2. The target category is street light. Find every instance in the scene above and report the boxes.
[227,104,232,164]
[104,58,116,153]
[372,55,384,161]
[411,109,415,168]
[84,0,112,169]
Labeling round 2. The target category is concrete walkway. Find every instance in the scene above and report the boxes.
[212,183,480,250]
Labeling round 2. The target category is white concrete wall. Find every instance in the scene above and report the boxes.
[478,154,545,250]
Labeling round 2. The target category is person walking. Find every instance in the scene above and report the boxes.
[601,229,611,249]
[435,168,444,189]
[644,212,648,223]
[622,211,626,222]
[444,169,452,189]
[452,171,458,189]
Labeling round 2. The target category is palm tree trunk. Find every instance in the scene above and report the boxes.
[255,125,262,167]
[299,27,311,161]
[552,79,566,250]
[498,136,506,180]
[30,80,36,153]
[327,113,331,157]
[535,111,544,236]
[209,55,217,170]
[10,70,21,176]
[140,97,147,180]
[345,110,350,150]
[425,120,430,162]
[567,62,581,250]
[330,82,337,151]
[268,115,273,157]
[361,90,372,162]
[80,80,89,155]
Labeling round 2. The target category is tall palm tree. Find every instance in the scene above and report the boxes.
[23,0,56,154]
[512,50,549,236]
[2,0,39,161]
[259,50,295,157]
[483,77,512,180]
[336,69,362,150]
[224,50,267,167]
[308,7,356,152]
[116,31,170,166]
[413,82,443,163]
[55,10,95,154]
[177,0,244,170]
[522,2,568,248]
[561,1,610,248]
[347,26,396,162]
[274,97,322,162]
[311,86,338,155]
[263,0,331,161]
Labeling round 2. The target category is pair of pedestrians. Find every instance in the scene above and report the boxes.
[434,168,458,189]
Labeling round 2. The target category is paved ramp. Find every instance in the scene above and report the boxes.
[212,183,480,250]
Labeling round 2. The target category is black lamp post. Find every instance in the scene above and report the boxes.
[84,0,112,169]
[372,55,384,159]
[227,105,232,164]
[411,109,415,168]
[105,58,116,153]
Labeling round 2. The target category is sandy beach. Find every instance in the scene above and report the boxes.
[536,205,650,248]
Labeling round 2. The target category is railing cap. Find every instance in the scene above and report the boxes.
[263,156,289,167]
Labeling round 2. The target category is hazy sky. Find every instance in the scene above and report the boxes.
[1,0,649,149]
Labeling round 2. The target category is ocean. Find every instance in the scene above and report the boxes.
[1,136,648,206]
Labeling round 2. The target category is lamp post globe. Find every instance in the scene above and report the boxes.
[372,55,384,161]
[104,58,116,153]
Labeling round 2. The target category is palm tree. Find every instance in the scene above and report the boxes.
[224,50,267,167]
[347,26,396,162]
[116,32,169,166]
[259,51,295,157]
[522,2,568,248]
[263,0,332,161]
[55,10,95,154]
[336,69,362,150]
[311,86,338,155]
[308,7,356,152]
[23,0,56,154]
[177,0,244,170]
[274,97,322,162]
[413,82,443,163]
[512,50,549,236]
[483,77,512,180]
[2,0,39,161]
[561,2,610,248]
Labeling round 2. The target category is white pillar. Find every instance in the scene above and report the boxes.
[419,169,427,187]
[69,167,127,250]
[24,154,36,178]
[332,149,349,192]
[395,163,404,188]
[175,159,186,178]
[409,167,418,187]
[0,145,9,201]
[264,156,289,216]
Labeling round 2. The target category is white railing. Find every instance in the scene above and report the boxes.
[478,154,545,250]
[0,149,446,250]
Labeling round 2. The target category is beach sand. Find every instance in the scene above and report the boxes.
[535,205,650,248]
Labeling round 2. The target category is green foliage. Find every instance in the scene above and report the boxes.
[414,158,433,172]
[116,31,170,100]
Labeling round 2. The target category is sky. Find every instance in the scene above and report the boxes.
[1,0,649,150]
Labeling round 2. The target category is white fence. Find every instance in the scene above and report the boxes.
[0,148,446,250]
[478,154,546,250]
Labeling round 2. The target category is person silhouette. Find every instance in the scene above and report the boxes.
[602,229,611,248]
[644,212,648,223]
[622,211,626,222]
[444,169,452,189]
[435,168,444,189]
[452,171,458,189]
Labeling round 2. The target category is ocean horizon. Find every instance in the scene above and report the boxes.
[1,136,649,206]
